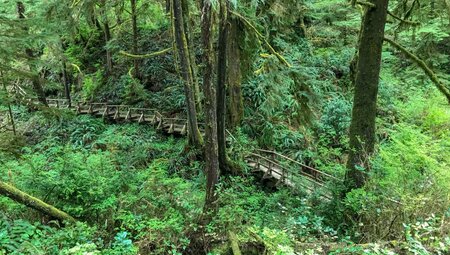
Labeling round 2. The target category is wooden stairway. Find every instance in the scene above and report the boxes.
[45,98,342,197]
[46,99,198,136]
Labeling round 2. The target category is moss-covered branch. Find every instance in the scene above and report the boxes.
[384,37,450,104]
[387,10,420,25]
[119,48,172,59]
[0,181,76,222]
[230,11,292,68]
[356,0,376,8]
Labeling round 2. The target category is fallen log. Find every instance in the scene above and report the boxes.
[0,181,75,222]
[228,231,242,255]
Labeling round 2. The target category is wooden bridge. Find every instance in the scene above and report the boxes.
[47,99,199,136]
[246,149,342,198]
[19,98,342,197]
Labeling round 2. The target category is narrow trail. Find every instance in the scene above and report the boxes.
[10,97,343,198]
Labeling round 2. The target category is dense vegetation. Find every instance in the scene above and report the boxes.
[1,0,449,254]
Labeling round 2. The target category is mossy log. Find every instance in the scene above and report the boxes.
[228,231,242,255]
[0,181,75,222]
[118,48,172,59]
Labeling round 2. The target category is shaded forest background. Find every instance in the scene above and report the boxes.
[1,0,450,254]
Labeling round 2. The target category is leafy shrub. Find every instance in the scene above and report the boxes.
[317,97,351,147]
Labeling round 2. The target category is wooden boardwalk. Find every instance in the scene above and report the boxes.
[45,98,342,197]
[47,99,198,136]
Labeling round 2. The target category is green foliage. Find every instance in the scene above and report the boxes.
[1,0,450,253]
[82,68,104,100]
[317,97,352,147]
[0,219,139,255]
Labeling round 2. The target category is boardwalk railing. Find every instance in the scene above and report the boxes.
[44,98,340,197]
[246,149,342,197]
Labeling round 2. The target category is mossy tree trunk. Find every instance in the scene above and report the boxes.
[226,16,244,128]
[345,0,389,191]
[17,2,47,107]
[1,74,16,135]
[0,181,75,223]
[62,61,72,107]
[201,0,219,210]
[99,0,113,75]
[217,0,230,173]
[181,0,202,113]
[130,0,140,79]
[172,0,203,148]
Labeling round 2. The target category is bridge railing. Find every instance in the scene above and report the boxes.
[47,98,76,108]
[255,149,342,183]
[73,102,161,123]
[247,149,342,197]
[247,152,291,183]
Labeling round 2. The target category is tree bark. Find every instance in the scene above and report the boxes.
[172,0,203,147]
[17,1,47,107]
[181,0,202,113]
[104,21,113,74]
[345,0,389,190]
[217,1,229,173]
[99,0,113,74]
[1,74,16,135]
[226,16,244,128]
[201,0,219,210]
[0,181,75,222]
[130,0,140,79]
[62,61,72,107]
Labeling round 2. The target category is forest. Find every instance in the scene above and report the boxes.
[0,0,449,254]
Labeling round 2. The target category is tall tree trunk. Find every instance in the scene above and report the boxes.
[130,0,140,79]
[104,21,113,74]
[1,74,16,135]
[201,0,219,210]
[100,0,113,74]
[345,0,389,191]
[17,2,47,106]
[226,16,244,128]
[62,61,72,107]
[217,1,229,173]
[181,0,202,113]
[172,0,203,147]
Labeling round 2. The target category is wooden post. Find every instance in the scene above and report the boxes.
[181,123,187,135]
[138,112,144,123]
[125,108,131,120]
[114,107,119,120]
[157,118,163,130]
[256,157,260,172]
[102,105,109,118]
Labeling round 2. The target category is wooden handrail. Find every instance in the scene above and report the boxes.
[255,149,342,182]
[248,153,288,172]
[247,153,332,190]
[43,98,337,197]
